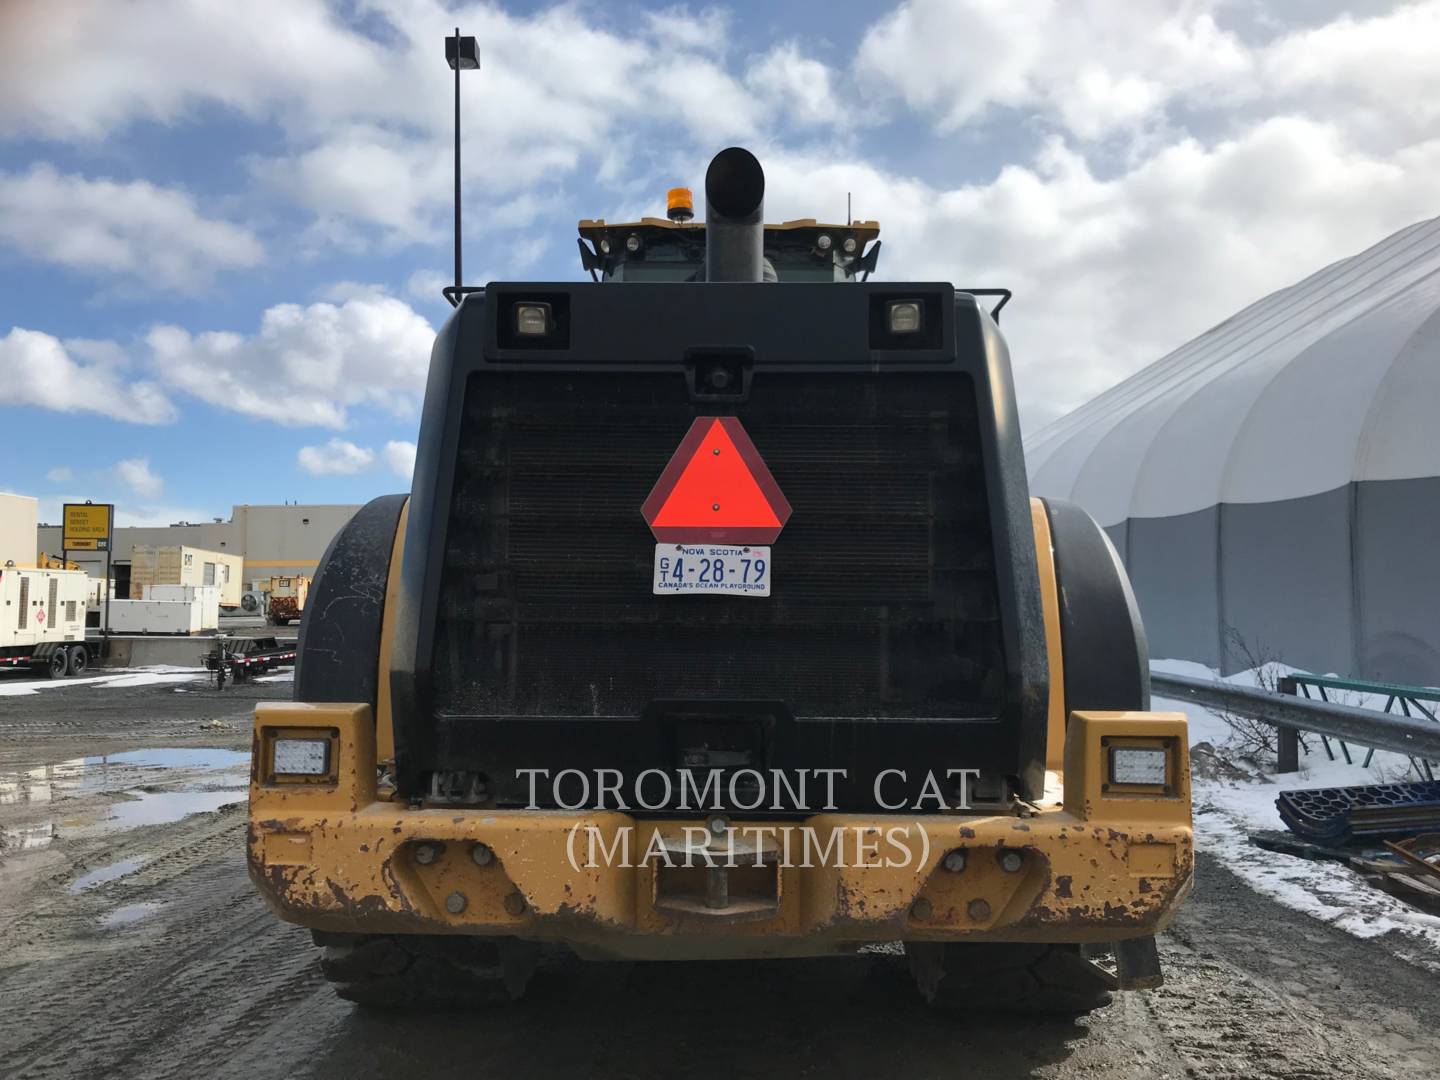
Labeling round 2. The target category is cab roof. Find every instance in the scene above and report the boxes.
[578,217,881,244]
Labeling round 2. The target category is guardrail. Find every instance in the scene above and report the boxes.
[1149,670,1440,773]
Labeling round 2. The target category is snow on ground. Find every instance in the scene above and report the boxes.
[1153,657,1440,968]
[0,666,206,697]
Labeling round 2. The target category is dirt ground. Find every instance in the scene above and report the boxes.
[2,671,1439,1080]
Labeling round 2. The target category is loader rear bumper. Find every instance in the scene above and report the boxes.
[249,704,1192,959]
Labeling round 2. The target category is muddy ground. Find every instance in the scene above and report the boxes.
[2,671,1439,1080]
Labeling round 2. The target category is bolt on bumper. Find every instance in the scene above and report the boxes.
[249,703,1193,957]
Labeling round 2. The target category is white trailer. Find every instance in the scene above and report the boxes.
[129,545,244,608]
[107,598,212,635]
[142,584,221,630]
[0,566,94,678]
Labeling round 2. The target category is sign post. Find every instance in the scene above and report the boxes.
[63,502,114,640]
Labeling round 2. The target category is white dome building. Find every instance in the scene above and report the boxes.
[1026,217,1440,684]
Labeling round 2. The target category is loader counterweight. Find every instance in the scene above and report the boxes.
[250,147,1192,1012]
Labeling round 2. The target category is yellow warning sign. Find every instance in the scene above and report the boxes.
[63,503,113,551]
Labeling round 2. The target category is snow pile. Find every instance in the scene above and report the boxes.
[1153,657,1440,966]
[0,665,205,697]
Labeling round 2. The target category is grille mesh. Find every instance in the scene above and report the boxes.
[432,371,1004,718]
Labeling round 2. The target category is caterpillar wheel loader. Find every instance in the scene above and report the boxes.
[248,147,1192,1013]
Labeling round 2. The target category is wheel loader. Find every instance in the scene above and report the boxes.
[248,147,1192,1012]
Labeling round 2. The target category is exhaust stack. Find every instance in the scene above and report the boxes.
[705,147,765,283]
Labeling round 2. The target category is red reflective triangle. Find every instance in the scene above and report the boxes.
[642,417,792,543]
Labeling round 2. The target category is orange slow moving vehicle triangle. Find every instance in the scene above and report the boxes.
[642,417,792,544]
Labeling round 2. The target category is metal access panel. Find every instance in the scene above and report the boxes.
[390,283,1048,808]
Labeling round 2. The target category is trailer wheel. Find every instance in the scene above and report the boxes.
[66,646,88,676]
[44,650,67,679]
[316,933,537,1009]
[906,941,1116,1016]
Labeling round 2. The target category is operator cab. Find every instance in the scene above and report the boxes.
[577,186,881,283]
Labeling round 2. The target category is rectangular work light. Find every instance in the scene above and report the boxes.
[1108,746,1168,786]
[272,737,331,777]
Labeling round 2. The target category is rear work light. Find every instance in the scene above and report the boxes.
[1109,746,1168,786]
[514,302,552,337]
[272,737,330,777]
[886,299,924,334]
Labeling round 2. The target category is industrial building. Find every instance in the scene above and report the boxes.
[37,503,360,592]
[1026,216,1440,685]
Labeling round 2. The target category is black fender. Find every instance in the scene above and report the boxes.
[294,494,408,707]
[1041,498,1150,712]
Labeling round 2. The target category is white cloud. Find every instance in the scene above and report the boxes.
[0,165,263,289]
[145,291,434,428]
[405,268,450,303]
[760,117,1440,428]
[383,440,417,480]
[856,0,1248,138]
[0,0,381,141]
[297,439,376,476]
[0,327,176,424]
[114,457,162,499]
[1241,3,1440,151]
[746,44,845,129]
[45,467,74,484]
[643,6,732,54]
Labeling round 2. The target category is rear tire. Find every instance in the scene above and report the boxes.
[44,650,67,679]
[66,646,88,676]
[906,941,1116,1016]
[317,933,535,1009]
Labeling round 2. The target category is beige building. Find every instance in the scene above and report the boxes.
[1,493,39,566]
[37,503,360,591]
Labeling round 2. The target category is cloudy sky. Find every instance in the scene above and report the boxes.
[1,0,1436,525]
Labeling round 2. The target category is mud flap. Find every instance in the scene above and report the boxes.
[1114,935,1164,990]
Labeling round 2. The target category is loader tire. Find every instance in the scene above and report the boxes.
[316,933,530,1009]
[906,941,1116,1016]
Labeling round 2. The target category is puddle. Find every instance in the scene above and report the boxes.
[0,748,248,806]
[100,789,246,831]
[101,902,164,928]
[0,747,249,850]
[68,856,149,893]
[100,748,248,770]
[0,821,57,852]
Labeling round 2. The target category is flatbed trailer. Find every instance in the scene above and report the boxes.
[203,636,297,684]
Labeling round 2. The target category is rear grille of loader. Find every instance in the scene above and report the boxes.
[431,371,1005,719]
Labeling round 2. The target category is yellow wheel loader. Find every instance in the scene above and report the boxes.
[249,148,1191,1013]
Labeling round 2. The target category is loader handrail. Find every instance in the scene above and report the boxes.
[1149,670,1440,762]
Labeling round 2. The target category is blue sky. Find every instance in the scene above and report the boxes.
[2,0,1437,525]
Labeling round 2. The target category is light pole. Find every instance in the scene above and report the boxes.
[445,29,479,304]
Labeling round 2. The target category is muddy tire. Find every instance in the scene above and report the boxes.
[906,941,1116,1016]
[316,933,534,1009]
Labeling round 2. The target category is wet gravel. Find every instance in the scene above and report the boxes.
[2,671,1439,1079]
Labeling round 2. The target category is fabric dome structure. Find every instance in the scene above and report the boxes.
[1026,216,1440,685]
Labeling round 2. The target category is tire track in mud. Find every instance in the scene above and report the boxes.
[0,826,334,1080]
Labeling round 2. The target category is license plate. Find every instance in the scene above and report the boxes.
[653,544,770,596]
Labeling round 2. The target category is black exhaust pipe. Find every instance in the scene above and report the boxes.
[705,147,765,283]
